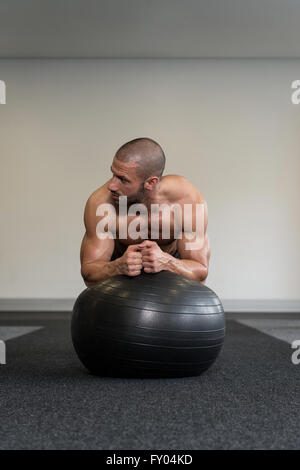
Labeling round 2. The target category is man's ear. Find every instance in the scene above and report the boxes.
[144,176,159,190]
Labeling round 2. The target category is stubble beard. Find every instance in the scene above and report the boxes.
[112,182,146,210]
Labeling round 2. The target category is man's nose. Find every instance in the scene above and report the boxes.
[108,177,118,192]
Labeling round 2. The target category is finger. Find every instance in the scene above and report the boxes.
[128,262,143,270]
[141,253,153,260]
[137,240,149,247]
[137,240,154,249]
[143,267,153,273]
[128,270,142,276]
[129,253,142,260]
[128,256,142,265]
[140,248,152,257]
[142,262,153,268]
[141,255,155,263]
[127,244,142,252]
[129,263,142,269]
[141,258,153,265]
[130,263,143,270]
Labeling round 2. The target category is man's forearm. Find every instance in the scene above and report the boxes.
[163,254,208,283]
[81,259,121,286]
[81,253,208,286]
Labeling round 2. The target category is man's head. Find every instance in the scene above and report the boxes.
[108,137,166,205]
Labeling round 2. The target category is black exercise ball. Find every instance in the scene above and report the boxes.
[71,271,225,378]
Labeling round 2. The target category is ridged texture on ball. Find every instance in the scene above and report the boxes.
[71,271,225,378]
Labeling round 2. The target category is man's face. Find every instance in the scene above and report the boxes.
[108,157,145,205]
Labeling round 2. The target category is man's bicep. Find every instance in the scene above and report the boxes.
[81,194,115,265]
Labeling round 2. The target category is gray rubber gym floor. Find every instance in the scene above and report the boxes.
[0,313,299,450]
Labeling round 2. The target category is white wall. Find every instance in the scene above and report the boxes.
[0,59,299,303]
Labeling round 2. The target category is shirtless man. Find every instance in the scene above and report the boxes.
[80,138,210,286]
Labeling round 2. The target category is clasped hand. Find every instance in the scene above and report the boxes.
[119,240,169,276]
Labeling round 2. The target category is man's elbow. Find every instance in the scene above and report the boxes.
[82,276,92,288]
[81,265,94,287]
[196,265,208,284]
[83,279,94,288]
[82,275,97,288]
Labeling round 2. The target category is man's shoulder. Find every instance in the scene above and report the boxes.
[162,174,205,204]
[86,182,111,208]
[83,183,113,232]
